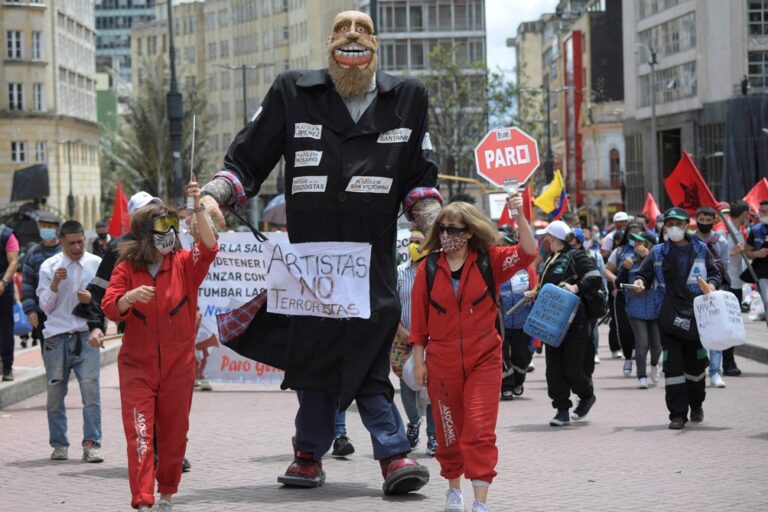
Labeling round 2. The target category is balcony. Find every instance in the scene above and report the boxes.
[583,177,622,190]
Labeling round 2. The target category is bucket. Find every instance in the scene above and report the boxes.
[694,290,747,351]
[523,283,580,347]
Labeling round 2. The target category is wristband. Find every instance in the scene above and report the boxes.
[193,203,206,213]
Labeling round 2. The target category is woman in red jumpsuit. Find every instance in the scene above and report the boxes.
[409,194,536,512]
[102,180,217,511]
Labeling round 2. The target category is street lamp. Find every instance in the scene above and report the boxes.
[635,42,659,203]
[166,0,184,205]
[215,63,269,127]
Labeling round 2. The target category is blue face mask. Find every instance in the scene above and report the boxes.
[39,228,57,241]
[628,240,636,248]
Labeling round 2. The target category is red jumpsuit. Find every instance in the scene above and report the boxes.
[102,241,217,508]
[409,245,533,484]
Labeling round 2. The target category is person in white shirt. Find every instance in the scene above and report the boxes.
[37,220,104,463]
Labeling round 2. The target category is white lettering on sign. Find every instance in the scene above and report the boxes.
[484,145,532,169]
[496,129,512,141]
[377,128,412,143]
[292,176,327,194]
[295,150,323,167]
[346,176,393,194]
[294,123,322,139]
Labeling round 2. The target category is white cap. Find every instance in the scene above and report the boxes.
[613,211,629,222]
[127,191,162,214]
[544,220,572,241]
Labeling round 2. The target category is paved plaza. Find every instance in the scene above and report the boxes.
[1,326,767,511]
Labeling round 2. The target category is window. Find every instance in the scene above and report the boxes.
[748,50,768,89]
[32,31,42,59]
[8,83,23,110]
[609,148,621,187]
[410,5,424,31]
[220,39,229,58]
[35,141,46,163]
[749,0,768,36]
[205,12,216,30]
[6,30,22,59]
[11,141,26,163]
[639,61,697,107]
[207,42,217,59]
[637,13,696,62]
[33,83,43,110]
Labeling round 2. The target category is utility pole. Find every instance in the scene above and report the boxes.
[66,141,75,220]
[166,0,184,205]
[636,43,658,204]
[544,78,554,182]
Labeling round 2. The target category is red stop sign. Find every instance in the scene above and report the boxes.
[474,127,540,188]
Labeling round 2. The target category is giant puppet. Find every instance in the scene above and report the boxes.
[199,11,442,494]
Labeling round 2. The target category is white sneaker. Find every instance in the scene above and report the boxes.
[526,361,535,372]
[650,366,660,384]
[710,373,726,388]
[137,505,151,512]
[50,446,68,460]
[472,500,490,512]
[157,499,174,511]
[623,359,632,377]
[445,488,464,512]
[638,377,649,389]
[594,354,600,364]
[611,350,623,359]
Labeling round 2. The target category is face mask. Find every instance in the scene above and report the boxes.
[760,216,768,225]
[39,228,57,241]
[408,242,427,262]
[628,240,636,248]
[697,223,713,234]
[667,226,685,242]
[97,232,108,240]
[153,229,176,255]
[440,232,468,254]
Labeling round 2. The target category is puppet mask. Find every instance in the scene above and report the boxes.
[327,11,379,98]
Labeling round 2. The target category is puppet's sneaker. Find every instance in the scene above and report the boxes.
[380,454,430,495]
[277,450,325,488]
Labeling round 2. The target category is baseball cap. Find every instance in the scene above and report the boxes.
[613,211,629,222]
[571,227,585,244]
[544,220,572,241]
[630,232,657,246]
[127,191,162,214]
[663,207,690,222]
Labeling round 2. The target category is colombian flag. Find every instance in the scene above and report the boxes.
[533,170,568,220]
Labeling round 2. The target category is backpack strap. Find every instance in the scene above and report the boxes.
[425,252,446,314]
[475,250,497,305]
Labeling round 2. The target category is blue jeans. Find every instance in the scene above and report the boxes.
[709,349,722,377]
[335,410,347,436]
[42,332,101,447]
[399,378,435,437]
[295,390,411,460]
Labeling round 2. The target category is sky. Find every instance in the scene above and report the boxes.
[485,0,559,76]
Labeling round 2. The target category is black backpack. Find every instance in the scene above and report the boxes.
[566,250,608,322]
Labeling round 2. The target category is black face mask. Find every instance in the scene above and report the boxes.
[697,223,713,234]
[97,232,108,240]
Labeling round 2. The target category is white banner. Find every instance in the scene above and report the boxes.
[263,239,372,319]
[395,228,411,265]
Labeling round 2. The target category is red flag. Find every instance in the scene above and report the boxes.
[664,151,718,216]
[743,177,768,213]
[107,181,131,238]
[497,184,534,228]
[642,192,661,222]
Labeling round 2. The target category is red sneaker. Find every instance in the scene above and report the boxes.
[277,450,325,488]
[380,454,430,495]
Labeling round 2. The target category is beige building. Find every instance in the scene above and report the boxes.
[1,0,101,225]
[131,0,357,199]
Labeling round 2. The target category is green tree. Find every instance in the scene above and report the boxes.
[100,57,217,213]
[423,44,517,197]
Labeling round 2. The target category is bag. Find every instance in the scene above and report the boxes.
[13,303,32,337]
[693,291,746,350]
[657,271,699,341]
[401,352,424,392]
[390,334,411,378]
[567,252,608,321]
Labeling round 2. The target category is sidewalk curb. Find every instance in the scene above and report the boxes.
[0,341,122,410]
[735,342,768,365]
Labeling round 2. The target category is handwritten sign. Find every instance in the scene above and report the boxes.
[694,291,746,350]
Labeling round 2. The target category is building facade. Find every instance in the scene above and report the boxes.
[1,0,101,226]
[95,0,156,85]
[622,0,768,211]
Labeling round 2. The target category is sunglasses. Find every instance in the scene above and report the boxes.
[150,215,180,234]
[437,224,468,236]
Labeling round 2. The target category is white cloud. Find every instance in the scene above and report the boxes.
[485,0,559,76]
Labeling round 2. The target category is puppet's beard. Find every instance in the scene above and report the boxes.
[328,49,378,98]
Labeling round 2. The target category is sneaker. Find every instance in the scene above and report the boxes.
[668,417,685,430]
[197,379,213,391]
[2,368,14,382]
[690,407,704,423]
[380,454,430,495]
[611,350,623,359]
[20,339,28,348]
[710,373,726,388]
[426,435,438,457]
[50,446,68,460]
[623,359,632,377]
[549,409,570,426]
[444,487,464,512]
[406,419,421,448]
[278,450,325,488]
[137,505,151,512]
[526,361,535,372]
[181,457,191,472]
[594,354,600,364]
[500,390,514,401]
[512,384,524,396]
[82,441,104,463]
[472,500,490,512]
[650,366,661,384]
[571,394,597,422]
[156,499,173,511]
[638,377,649,389]
[724,366,741,377]
[331,435,355,457]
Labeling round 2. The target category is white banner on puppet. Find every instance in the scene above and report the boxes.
[264,240,372,319]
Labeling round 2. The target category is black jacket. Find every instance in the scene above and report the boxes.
[222,69,438,407]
